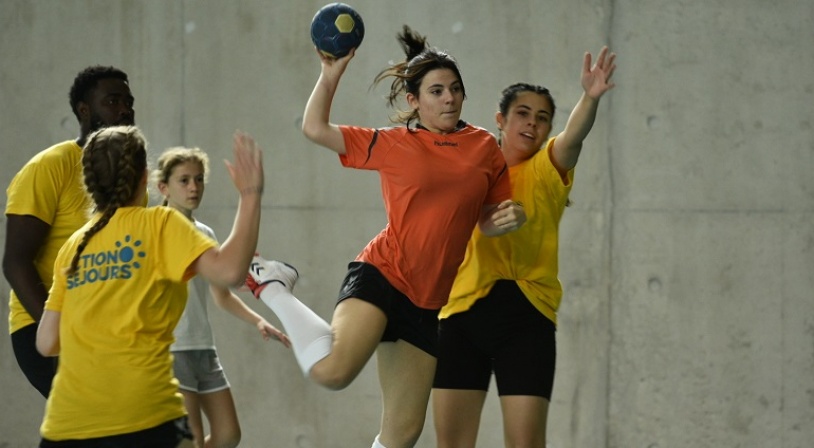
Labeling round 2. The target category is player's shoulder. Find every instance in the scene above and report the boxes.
[25,140,81,167]
[193,220,216,239]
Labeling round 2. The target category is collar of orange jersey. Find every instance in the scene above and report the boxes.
[414,120,467,133]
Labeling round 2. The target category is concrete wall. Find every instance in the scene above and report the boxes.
[1,0,811,447]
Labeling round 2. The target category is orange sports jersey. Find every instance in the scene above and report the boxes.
[340,123,511,309]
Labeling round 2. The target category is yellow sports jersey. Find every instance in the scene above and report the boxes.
[41,206,217,440]
[440,138,573,325]
[5,140,90,333]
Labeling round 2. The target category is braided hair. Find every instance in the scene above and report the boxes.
[67,125,147,275]
[373,25,466,128]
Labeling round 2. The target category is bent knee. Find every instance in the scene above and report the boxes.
[210,429,241,448]
[309,363,360,390]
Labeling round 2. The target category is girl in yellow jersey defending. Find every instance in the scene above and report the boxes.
[36,126,264,448]
[432,47,617,448]
[154,146,290,448]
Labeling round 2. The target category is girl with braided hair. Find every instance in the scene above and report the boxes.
[247,25,525,448]
[35,125,264,448]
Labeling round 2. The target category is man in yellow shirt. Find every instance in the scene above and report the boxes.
[3,65,135,397]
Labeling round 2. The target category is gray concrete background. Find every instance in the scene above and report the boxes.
[1,0,812,447]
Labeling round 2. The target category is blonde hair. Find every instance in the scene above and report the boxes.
[151,146,210,206]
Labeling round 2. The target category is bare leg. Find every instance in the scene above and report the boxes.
[432,388,487,448]
[309,298,387,389]
[199,388,241,448]
[176,439,196,448]
[376,341,437,448]
[180,390,204,448]
[499,395,548,448]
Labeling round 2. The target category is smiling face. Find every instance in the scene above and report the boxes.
[497,91,554,164]
[406,68,465,134]
[158,161,206,218]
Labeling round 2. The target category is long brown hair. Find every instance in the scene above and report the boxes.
[373,25,466,128]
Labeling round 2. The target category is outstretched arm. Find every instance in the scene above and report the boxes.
[302,49,356,155]
[194,132,263,287]
[551,46,617,171]
[210,285,291,347]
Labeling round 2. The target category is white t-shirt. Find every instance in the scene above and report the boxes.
[171,220,218,351]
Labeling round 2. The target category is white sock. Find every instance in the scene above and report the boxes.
[371,435,387,448]
[258,284,332,376]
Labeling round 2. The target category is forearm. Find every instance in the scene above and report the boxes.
[225,295,264,326]
[36,310,60,356]
[204,193,262,287]
[553,93,601,170]
[560,93,600,148]
[302,74,345,151]
[4,215,51,321]
[3,264,48,321]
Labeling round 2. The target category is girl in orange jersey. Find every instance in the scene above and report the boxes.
[36,126,264,448]
[432,47,617,448]
[248,25,526,448]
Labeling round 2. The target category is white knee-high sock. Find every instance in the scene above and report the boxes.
[258,283,332,376]
[371,435,387,448]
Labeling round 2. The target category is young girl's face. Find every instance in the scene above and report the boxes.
[407,68,465,134]
[160,161,205,215]
[497,91,553,159]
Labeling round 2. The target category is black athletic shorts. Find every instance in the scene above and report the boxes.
[433,280,556,398]
[40,417,193,448]
[337,261,440,356]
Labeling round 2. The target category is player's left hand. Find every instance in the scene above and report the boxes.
[258,319,291,348]
[489,200,526,232]
[582,46,617,99]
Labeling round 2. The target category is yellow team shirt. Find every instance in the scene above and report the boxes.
[6,140,90,333]
[440,138,573,325]
[41,206,217,440]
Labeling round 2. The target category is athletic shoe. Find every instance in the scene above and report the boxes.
[246,254,299,297]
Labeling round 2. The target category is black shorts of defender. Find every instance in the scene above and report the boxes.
[40,417,193,448]
[338,261,440,357]
[433,280,557,399]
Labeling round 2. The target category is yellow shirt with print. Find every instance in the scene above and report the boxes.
[41,206,217,441]
[440,138,573,325]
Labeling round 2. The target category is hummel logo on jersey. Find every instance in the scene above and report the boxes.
[433,141,458,147]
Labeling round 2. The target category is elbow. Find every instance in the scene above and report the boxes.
[302,119,333,147]
[2,253,13,282]
[302,122,319,143]
[219,266,247,290]
[36,339,58,357]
